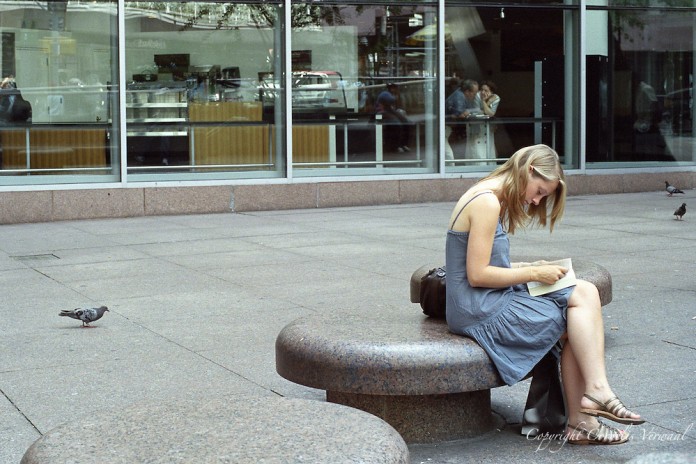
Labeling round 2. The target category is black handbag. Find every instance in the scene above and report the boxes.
[419,266,446,319]
[0,87,31,123]
[521,348,567,436]
[11,93,32,122]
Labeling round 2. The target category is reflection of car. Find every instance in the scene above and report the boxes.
[20,83,110,123]
[218,78,259,102]
[664,88,692,134]
[291,71,347,113]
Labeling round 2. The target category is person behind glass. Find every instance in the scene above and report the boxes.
[0,76,32,125]
[375,83,410,153]
[465,80,501,165]
[446,144,644,445]
[444,79,482,164]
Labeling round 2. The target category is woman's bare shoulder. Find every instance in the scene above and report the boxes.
[450,189,499,230]
[468,191,500,215]
[458,188,498,207]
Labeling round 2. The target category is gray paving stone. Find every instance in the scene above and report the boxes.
[0,191,694,463]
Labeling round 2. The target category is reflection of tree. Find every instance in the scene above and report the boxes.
[610,0,690,43]
[48,1,68,31]
[126,2,361,30]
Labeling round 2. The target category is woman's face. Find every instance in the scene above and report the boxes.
[524,167,558,207]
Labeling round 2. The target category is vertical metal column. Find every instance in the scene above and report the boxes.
[375,114,384,168]
[328,115,337,168]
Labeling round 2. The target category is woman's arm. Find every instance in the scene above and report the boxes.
[481,95,500,116]
[464,196,566,288]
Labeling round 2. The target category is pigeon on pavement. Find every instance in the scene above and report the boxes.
[674,203,687,221]
[665,181,685,196]
[59,306,109,327]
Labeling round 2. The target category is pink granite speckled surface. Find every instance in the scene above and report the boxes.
[21,396,409,464]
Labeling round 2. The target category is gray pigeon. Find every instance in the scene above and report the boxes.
[59,306,109,327]
[665,181,685,196]
[674,203,686,220]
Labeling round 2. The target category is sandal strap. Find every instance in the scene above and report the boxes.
[569,421,624,444]
[599,421,628,442]
[605,397,632,417]
[583,393,604,407]
[583,393,635,419]
[593,422,619,443]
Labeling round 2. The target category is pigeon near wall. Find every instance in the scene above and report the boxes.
[665,181,685,196]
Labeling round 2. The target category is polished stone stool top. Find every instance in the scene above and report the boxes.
[277,311,504,395]
[21,396,410,464]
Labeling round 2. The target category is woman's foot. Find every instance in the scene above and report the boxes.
[567,421,629,445]
[580,393,645,425]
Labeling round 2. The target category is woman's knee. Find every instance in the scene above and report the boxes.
[569,279,601,308]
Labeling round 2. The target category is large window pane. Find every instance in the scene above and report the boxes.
[124,2,284,180]
[0,1,118,185]
[443,5,579,171]
[290,2,439,176]
[590,7,696,166]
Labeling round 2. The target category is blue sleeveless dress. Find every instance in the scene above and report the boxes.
[445,192,574,385]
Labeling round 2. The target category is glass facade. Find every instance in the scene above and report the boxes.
[290,2,438,176]
[0,0,694,188]
[0,1,118,185]
[124,2,284,180]
[588,4,696,166]
[443,3,579,170]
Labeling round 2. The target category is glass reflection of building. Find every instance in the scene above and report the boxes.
[0,1,693,210]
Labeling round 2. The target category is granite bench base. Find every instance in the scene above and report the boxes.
[276,259,612,444]
[21,396,409,464]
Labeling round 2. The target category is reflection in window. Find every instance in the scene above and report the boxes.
[123,2,284,179]
[0,0,118,184]
[596,8,696,166]
[290,3,439,176]
[443,5,576,170]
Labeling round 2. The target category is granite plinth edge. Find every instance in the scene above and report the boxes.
[276,312,504,395]
[21,396,410,464]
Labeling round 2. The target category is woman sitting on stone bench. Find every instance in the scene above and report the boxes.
[445,144,645,446]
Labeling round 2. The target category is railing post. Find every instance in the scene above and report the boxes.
[328,114,337,169]
[25,126,31,170]
[375,114,383,168]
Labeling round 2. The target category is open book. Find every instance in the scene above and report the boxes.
[522,258,577,296]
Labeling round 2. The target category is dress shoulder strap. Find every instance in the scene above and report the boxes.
[449,190,494,229]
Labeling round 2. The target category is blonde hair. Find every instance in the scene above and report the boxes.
[481,144,566,234]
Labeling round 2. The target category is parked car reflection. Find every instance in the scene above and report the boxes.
[291,71,347,114]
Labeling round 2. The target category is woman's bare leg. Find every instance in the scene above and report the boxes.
[561,341,585,423]
[564,280,641,422]
[561,340,625,440]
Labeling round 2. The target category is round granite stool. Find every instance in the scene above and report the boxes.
[276,311,503,444]
[276,258,613,444]
[21,396,409,464]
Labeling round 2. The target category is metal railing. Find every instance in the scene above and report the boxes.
[1,116,562,174]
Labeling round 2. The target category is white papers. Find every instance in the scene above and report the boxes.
[525,258,577,296]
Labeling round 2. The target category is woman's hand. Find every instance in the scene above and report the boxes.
[529,264,568,285]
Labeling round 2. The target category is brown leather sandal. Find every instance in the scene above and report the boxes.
[579,394,645,425]
[567,421,629,445]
